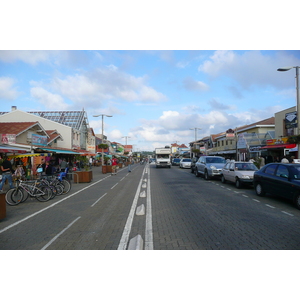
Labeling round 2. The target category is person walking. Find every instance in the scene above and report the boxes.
[128,157,132,172]
[111,156,118,175]
[0,156,14,192]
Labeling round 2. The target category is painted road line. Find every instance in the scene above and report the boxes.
[145,164,153,250]
[242,194,248,198]
[111,183,118,189]
[282,211,294,216]
[118,166,146,250]
[265,204,275,209]
[0,176,110,235]
[252,199,260,202]
[91,193,107,207]
[41,216,81,250]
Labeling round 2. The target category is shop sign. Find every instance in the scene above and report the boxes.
[249,146,261,152]
[31,134,47,146]
[237,138,247,149]
[0,134,16,144]
[285,111,297,129]
[266,138,288,145]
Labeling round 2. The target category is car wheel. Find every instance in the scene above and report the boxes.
[204,170,209,180]
[191,167,194,173]
[293,193,300,210]
[235,178,241,189]
[221,175,226,183]
[255,182,265,196]
[195,167,200,177]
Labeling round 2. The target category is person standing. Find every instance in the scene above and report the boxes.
[0,156,14,192]
[111,156,118,175]
[128,156,132,172]
[60,158,68,172]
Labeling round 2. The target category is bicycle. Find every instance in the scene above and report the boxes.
[6,179,52,205]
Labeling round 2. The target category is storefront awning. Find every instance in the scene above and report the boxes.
[261,144,296,149]
[8,153,52,158]
[0,145,28,154]
[38,148,79,154]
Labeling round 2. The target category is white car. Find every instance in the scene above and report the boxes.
[221,161,258,188]
[180,158,192,168]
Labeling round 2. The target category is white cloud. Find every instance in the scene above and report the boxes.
[0,77,19,100]
[30,87,69,110]
[49,66,166,107]
[0,50,53,65]
[198,50,300,89]
[183,77,209,91]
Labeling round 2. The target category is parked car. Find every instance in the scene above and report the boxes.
[253,163,300,209]
[221,161,258,188]
[180,158,192,168]
[195,156,226,180]
[172,158,181,166]
[190,157,198,173]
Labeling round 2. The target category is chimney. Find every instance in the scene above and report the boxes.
[11,106,17,111]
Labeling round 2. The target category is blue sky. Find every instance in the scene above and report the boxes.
[1,50,300,151]
[1,2,300,152]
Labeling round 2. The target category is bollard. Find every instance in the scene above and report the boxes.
[0,193,6,220]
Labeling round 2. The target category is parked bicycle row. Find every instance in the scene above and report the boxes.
[5,171,72,206]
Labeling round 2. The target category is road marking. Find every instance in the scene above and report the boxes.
[252,199,260,202]
[265,204,275,209]
[0,176,110,234]
[242,194,248,198]
[282,211,294,216]
[118,167,147,250]
[91,193,107,207]
[226,188,231,191]
[145,165,154,250]
[111,183,118,189]
[41,216,81,250]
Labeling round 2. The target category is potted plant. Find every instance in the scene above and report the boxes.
[98,144,109,173]
[73,155,93,183]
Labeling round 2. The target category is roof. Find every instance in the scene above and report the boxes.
[0,121,42,135]
[27,110,89,130]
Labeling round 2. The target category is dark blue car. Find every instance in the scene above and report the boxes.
[253,163,300,209]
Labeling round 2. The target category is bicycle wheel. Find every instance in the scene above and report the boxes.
[5,188,23,206]
[54,183,64,196]
[61,179,71,194]
[20,188,29,203]
[35,186,52,202]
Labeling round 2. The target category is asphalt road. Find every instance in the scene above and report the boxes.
[1,162,300,250]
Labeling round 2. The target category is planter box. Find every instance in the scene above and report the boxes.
[102,165,112,174]
[74,170,93,183]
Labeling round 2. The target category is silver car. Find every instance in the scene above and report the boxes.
[195,156,226,180]
[221,161,258,188]
[180,158,192,168]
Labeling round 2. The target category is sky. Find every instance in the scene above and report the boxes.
[1,50,300,151]
[1,1,300,153]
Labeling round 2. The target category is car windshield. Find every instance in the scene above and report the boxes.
[174,158,180,162]
[235,163,258,171]
[206,157,226,164]
[290,165,300,179]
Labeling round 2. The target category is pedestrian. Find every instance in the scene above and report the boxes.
[259,156,265,169]
[281,156,289,163]
[45,161,54,178]
[60,158,68,172]
[111,156,118,175]
[0,156,14,192]
[128,157,132,172]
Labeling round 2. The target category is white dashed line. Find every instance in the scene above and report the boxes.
[252,199,260,202]
[265,204,275,209]
[281,211,294,216]
[242,194,248,198]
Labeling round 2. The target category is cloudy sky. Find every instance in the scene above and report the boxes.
[1,2,299,152]
[1,50,299,151]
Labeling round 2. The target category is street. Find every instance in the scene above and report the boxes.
[1,162,300,250]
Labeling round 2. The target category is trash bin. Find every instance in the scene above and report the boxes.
[0,193,6,220]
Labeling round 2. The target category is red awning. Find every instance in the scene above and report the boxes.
[0,145,28,153]
[261,144,296,149]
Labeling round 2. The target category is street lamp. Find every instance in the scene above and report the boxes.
[277,66,300,155]
[190,127,201,141]
[93,114,112,166]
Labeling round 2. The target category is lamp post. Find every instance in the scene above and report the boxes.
[277,66,300,157]
[93,114,112,166]
[190,128,201,158]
